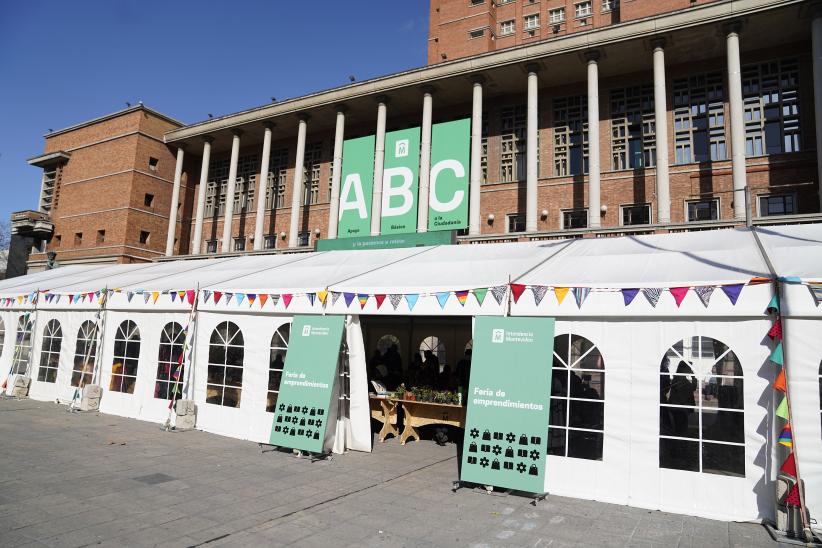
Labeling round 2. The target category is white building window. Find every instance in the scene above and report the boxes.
[549,8,565,23]
[686,199,719,222]
[72,321,97,387]
[758,194,796,217]
[207,321,244,408]
[110,320,140,394]
[499,19,515,36]
[11,316,33,376]
[37,319,62,383]
[156,322,185,400]
[267,323,290,412]
[524,14,539,30]
[575,1,593,17]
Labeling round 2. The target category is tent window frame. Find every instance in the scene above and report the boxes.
[207,321,244,408]
[267,323,291,412]
[11,315,34,376]
[73,321,97,387]
[110,320,141,394]
[155,322,185,400]
[37,319,62,383]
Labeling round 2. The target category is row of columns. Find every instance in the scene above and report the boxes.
[166,21,822,257]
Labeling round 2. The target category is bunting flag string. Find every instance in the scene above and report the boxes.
[307,293,316,306]
[642,287,662,308]
[720,283,744,305]
[773,368,787,392]
[510,284,526,304]
[357,294,369,309]
[473,287,487,306]
[259,294,269,308]
[317,290,328,305]
[388,294,402,310]
[694,286,714,308]
[767,318,782,341]
[554,287,569,305]
[778,422,793,448]
[404,293,419,311]
[531,285,548,306]
[490,285,507,305]
[621,288,639,306]
[769,342,784,366]
[573,287,590,308]
[775,395,790,420]
[670,287,689,308]
[374,294,386,309]
[435,292,450,309]
[282,294,293,308]
[455,290,469,307]
[780,452,797,477]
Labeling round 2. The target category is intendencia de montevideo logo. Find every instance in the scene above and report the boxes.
[492,329,504,344]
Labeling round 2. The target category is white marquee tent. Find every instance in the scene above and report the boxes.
[0,225,820,524]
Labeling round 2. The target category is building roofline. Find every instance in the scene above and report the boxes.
[27,151,71,167]
[164,0,801,144]
[45,104,184,139]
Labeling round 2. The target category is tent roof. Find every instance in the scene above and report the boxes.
[754,224,822,281]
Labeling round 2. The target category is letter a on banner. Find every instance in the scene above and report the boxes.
[338,135,376,238]
[381,127,420,235]
[428,118,470,231]
[460,316,554,494]
[269,315,345,453]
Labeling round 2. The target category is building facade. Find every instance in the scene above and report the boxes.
[18,0,822,271]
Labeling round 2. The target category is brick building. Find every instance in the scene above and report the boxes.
[17,0,822,272]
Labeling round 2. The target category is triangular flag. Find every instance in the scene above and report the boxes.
[778,422,793,448]
[307,293,316,306]
[213,291,223,304]
[127,292,135,303]
[721,284,744,305]
[247,293,257,307]
[785,483,801,507]
[68,294,75,305]
[203,290,212,303]
[331,292,342,305]
[405,294,419,311]
[770,342,784,366]
[808,283,822,306]
[554,287,569,305]
[374,294,386,309]
[767,318,783,341]
[473,288,488,306]
[510,284,526,303]
[436,292,450,309]
[186,290,196,306]
[170,291,177,303]
[670,287,689,308]
[259,294,269,308]
[357,294,369,309]
[573,287,591,308]
[269,294,280,306]
[282,294,293,308]
[766,294,780,313]
[143,293,151,304]
[694,286,714,307]
[235,293,245,306]
[178,290,186,301]
[643,287,662,308]
[152,292,160,304]
[490,285,507,305]
[224,292,234,305]
[531,286,548,306]
[317,290,328,305]
[780,452,797,477]
[775,396,790,420]
[773,368,787,393]
[388,294,402,310]
[622,288,639,306]
[343,292,355,307]
[455,290,469,306]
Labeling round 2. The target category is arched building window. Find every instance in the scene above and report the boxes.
[110,320,140,394]
[11,316,33,376]
[549,334,604,460]
[659,336,744,476]
[155,322,185,400]
[37,320,62,383]
[72,321,97,387]
[207,321,244,407]
[267,323,290,412]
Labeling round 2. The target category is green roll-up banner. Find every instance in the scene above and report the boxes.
[381,127,420,235]
[428,118,470,232]
[460,316,555,494]
[337,135,376,238]
[269,315,345,453]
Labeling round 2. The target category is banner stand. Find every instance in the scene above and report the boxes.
[451,481,548,506]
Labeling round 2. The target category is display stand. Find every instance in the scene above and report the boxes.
[451,480,547,506]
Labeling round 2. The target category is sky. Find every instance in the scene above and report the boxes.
[0,1,429,226]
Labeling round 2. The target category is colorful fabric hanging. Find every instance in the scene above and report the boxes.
[770,342,784,366]
[436,292,450,309]
[531,286,548,306]
[282,294,293,308]
[473,287,488,306]
[720,283,744,305]
[773,368,787,392]
[778,422,793,448]
[622,288,639,306]
[573,287,591,308]
[780,452,797,477]
[670,287,689,307]
[490,285,507,305]
[357,294,369,309]
[785,484,802,507]
[374,294,386,309]
[643,287,662,308]
[405,293,419,311]
[767,318,783,341]
[455,290,469,306]
[554,287,569,305]
[388,294,402,310]
[776,396,790,420]
[510,284,526,303]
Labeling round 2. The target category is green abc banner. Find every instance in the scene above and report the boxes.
[269,315,345,452]
[338,135,376,238]
[381,127,420,235]
[428,118,470,232]
[460,316,555,494]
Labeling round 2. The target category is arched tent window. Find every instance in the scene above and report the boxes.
[73,321,97,387]
[419,336,446,367]
[549,334,605,460]
[377,334,401,356]
[0,317,5,358]
[11,316,34,376]
[37,320,62,383]
[659,336,744,476]
[110,320,140,394]
[267,323,290,412]
[207,321,244,407]
[155,322,185,400]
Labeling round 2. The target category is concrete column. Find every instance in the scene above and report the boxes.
[652,40,671,224]
[220,130,242,253]
[418,88,434,233]
[587,52,601,229]
[526,65,539,232]
[328,106,347,239]
[468,77,483,236]
[165,147,184,256]
[252,123,274,251]
[370,96,388,236]
[288,115,309,248]
[813,11,822,212]
[191,137,212,255]
[726,26,747,220]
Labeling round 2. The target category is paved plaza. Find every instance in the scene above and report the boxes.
[0,399,777,547]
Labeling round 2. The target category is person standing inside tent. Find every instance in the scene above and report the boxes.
[668,361,697,437]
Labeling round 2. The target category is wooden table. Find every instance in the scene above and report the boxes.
[369,396,399,442]
[396,399,466,445]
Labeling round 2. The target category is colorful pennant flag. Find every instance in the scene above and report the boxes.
[143,293,151,304]
[808,283,822,306]
[224,292,234,305]
[331,292,342,305]
[307,293,316,306]
[473,287,488,306]
[770,342,784,366]
[127,292,135,303]
[203,290,212,303]
[357,294,369,309]
[510,284,526,304]
[152,292,160,304]
[317,290,328,305]
[554,287,569,305]
[490,285,507,305]
[259,294,269,308]
[670,287,689,308]
[622,288,639,306]
[235,293,245,306]
[776,396,790,420]
[247,293,257,307]
[785,484,802,507]
[186,290,196,306]
[693,286,714,307]
[282,294,293,308]
[178,290,186,302]
[388,294,402,310]
[269,294,280,306]
[773,368,787,393]
[213,291,223,304]
[531,286,548,306]
[721,284,744,305]
[436,292,450,309]
[780,452,797,477]
[343,292,355,307]
[778,422,793,448]
[170,291,177,303]
[573,287,591,308]
[405,293,419,311]
[767,318,782,341]
[455,290,469,306]
[643,287,662,308]
[766,294,780,313]
[374,294,386,309]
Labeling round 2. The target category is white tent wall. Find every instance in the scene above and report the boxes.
[0,309,14,386]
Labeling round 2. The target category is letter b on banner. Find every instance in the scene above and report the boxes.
[381,127,420,235]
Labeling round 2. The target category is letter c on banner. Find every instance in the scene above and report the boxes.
[429,159,465,213]
[381,166,414,217]
[338,173,368,220]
